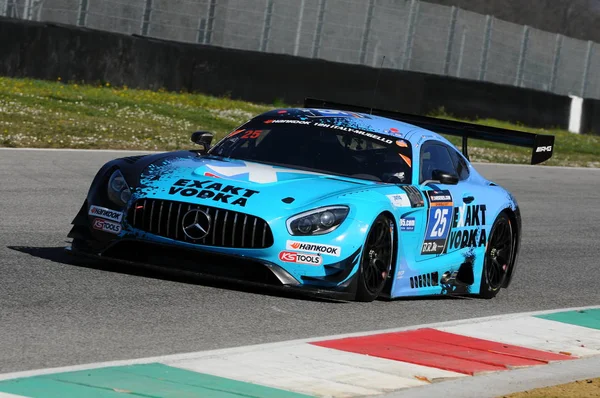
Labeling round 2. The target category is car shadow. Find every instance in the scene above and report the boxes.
[7,245,344,304]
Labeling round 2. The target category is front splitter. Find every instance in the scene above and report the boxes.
[65,245,356,302]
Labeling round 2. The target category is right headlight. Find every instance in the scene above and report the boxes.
[107,169,132,208]
[286,206,349,236]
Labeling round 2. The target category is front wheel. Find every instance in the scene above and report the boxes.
[355,215,394,302]
[479,212,514,299]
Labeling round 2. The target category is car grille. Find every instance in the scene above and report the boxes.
[128,199,273,248]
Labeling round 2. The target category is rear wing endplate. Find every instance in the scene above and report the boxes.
[304,98,555,165]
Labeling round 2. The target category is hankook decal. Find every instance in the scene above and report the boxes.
[286,240,341,257]
[88,205,123,222]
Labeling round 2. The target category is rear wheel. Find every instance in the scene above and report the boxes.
[355,215,394,302]
[479,212,514,299]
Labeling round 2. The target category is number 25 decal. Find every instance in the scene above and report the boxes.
[241,130,261,139]
[430,208,449,238]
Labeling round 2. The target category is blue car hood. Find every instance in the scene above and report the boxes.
[137,157,374,215]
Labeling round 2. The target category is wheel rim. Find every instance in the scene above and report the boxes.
[361,218,393,295]
[486,217,513,289]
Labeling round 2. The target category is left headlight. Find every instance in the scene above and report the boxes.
[286,206,349,236]
[107,169,132,208]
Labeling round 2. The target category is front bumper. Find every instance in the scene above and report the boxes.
[69,188,362,300]
[66,239,358,301]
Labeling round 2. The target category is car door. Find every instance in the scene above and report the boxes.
[443,144,489,255]
[416,141,475,258]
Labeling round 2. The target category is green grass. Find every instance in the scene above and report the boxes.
[1,76,599,167]
[0,77,270,150]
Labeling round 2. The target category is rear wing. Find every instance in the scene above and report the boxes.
[304,98,555,165]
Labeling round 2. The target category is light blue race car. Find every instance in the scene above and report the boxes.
[67,99,554,301]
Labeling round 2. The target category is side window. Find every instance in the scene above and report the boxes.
[420,143,456,183]
[448,148,470,181]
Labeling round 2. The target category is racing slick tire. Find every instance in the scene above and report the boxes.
[479,211,515,299]
[355,214,394,302]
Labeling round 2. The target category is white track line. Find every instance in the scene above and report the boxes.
[0,305,598,382]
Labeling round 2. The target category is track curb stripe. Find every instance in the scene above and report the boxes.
[0,364,310,398]
[312,328,573,376]
[536,308,600,330]
[1,307,599,397]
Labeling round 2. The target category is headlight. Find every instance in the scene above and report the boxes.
[287,206,349,236]
[107,170,132,207]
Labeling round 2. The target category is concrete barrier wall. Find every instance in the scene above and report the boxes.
[1,17,590,132]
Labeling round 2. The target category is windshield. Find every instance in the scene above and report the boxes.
[209,121,413,183]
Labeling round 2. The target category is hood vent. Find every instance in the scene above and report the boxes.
[122,155,146,164]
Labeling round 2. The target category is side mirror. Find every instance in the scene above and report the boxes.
[191,131,214,153]
[432,169,459,185]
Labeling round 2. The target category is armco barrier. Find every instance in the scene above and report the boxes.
[2,16,597,133]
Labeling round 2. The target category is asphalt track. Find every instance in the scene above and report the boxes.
[1,148,599,373]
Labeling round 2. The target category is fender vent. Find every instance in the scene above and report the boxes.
[401,186,425,208]
[410,272,439,288]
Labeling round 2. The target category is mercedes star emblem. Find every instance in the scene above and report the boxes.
[181,209,211,240]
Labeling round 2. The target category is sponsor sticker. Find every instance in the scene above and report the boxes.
[452,204,487,229]
[400,216,416,232]
[312,122,394,145]
[286,240,341,257]
[168,179,259,207]
[386,127,401,136]
[88,205,123,222]
[428,192,453,206]
[264,120,311,125]
[421,190,454,255]
[278,251,322,266]
[92,218,122,235]
[387,193,411,208]
[448,204,488,250]
[536,146,552,153]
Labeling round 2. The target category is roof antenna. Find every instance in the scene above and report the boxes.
[370,55,386,115]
